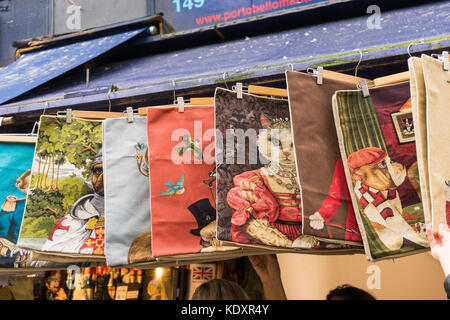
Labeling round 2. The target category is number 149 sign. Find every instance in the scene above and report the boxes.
[173,0,205,12]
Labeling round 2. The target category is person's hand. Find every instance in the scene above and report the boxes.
[239,181,259,204]
[309,211,325,230]
[248,254,286,300]
[248,254,281,283]
[426,223,450,276]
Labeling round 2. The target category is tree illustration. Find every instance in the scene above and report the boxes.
[58,177,92,213]
[22,116,103,239]
[60,119,102,179]
[32,117,102,190]
[25,189,65,218]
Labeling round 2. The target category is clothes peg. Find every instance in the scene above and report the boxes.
[316,66,323,85]
[66,108,72,124]
[443,51,449,71]
[358,80,370,98]
[126,107,134,123]
[177,97,185,113]
[236,82,243,99]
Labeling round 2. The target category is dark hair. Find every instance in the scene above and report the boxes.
[191,279,249,300]
[326,284,376,300]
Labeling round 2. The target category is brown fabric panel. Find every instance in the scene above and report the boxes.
[286,71,356,242]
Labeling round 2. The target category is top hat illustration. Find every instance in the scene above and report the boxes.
[188,198,216,236]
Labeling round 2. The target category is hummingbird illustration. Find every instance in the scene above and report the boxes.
[157,173,186,197]
[176,135,202,160]
[134,143,149,177]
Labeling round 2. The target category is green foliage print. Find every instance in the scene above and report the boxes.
[21,116,102,239]
[20,216,59,238]
[32,116,102,191]
[22,177,92,238]
[58,176,92,213]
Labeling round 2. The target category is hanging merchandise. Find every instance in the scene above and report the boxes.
[333,81,430,261]
[215,87,359,253]
[17,116,106,264]
[0,135,35,269]
[215,88,306,250]
[103,116,154,267]
[146,104,240,258]
[285,70,363,246]
[421,53,450,229]
[408,57,432,225]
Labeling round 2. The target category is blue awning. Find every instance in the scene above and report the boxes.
[0,1,449,117]
[0,29,145,105]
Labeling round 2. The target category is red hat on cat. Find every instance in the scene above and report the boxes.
[347,147,387,171]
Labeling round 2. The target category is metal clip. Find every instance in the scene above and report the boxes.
[235,82,243,99]
[86,67,90,88]
[358,80,370,98]
[316,66,323,85]
[306,67,323,85]
[443,51,449,71]
[66,108,72,124]
[31,122,39,135]
[177,97,185,113]
[222,72,229,89]
[126,107,134,123]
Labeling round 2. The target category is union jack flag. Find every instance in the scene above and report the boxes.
[191,265,214,281]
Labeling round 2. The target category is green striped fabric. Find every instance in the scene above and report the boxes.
[336,91,387,155]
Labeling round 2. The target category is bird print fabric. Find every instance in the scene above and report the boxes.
[146,105,218,258]
[157,174,186,197]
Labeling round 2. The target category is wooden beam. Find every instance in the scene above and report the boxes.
[373,71,410,87]
[0,135,36,143]
[72,110,124,119]
[248,85,288,98]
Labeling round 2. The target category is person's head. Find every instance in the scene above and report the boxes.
[147,280,162,300]
[326,284,376,300]
[191,279,249,300]
[90,150,104,196]
[45,276,60,293]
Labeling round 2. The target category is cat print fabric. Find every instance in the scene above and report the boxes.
[333,82,429,261]
[215,88,320,250]
[103,116,154,267]
[18,116,106,263]
[421,54,450,230]
[147,105,239,258]
[285,70,362,245]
